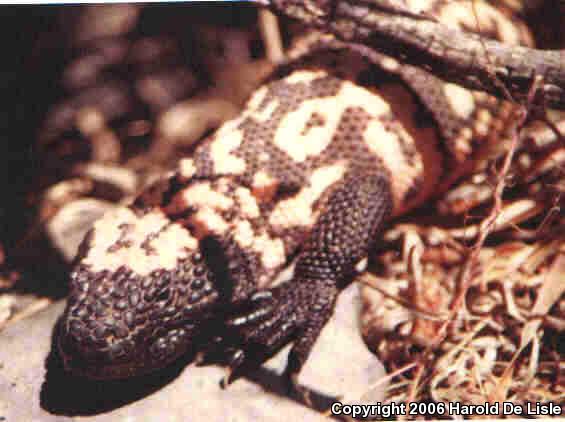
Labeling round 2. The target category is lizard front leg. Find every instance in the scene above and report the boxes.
[221,170,392,401]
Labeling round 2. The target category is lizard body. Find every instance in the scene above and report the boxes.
[58,0,532,386]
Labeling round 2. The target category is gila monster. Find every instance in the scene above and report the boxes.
[57,0,533,396]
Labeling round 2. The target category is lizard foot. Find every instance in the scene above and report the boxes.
[221,280,338,405]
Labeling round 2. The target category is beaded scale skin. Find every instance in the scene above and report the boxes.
[57,0,532,390]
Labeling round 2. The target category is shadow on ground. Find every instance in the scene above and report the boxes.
[40,318,335,416]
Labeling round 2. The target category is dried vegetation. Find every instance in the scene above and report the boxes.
[359,51,565,418]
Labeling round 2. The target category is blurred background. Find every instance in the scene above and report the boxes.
[0,3,293,294]
[1,3,262,245]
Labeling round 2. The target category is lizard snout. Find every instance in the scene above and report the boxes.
[58,314,199,379]
[58,257,221,379]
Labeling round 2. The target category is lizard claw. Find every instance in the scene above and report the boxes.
[221,348,246,387]
[194,351,206,366]
[220,282,336,384]
[220,369,231,389]
[218,285,297,382]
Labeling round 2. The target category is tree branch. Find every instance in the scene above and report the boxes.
[266,0,565,109]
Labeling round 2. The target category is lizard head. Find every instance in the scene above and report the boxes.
[57,207,223,380]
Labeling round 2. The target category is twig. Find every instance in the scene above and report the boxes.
[258,9,285,63]
[263,0,565,109]
[469,0,515,104]
[449,76,542,315]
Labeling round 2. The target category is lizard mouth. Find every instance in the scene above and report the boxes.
[57,321,198,380]
[59,349,150,380]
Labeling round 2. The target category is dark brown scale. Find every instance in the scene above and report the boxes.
[111,288,126,299]
[93,325,110,339]
[108,343,125,359]
[113,322,129,339]
[71,306,88,318]
[113,266,130,285]
[193,266,206,277]
[144,287,157,302]
[114,300,128,311]
[314,106,375,165]
[140,232,160,255]
[141,277,153,289]
[93,284,107,297]
[135,313,147,325]
[128,291,140,307]
[155,288,172,305]
[191,278,205,290]
[188,291,203,304]
[92,302,106,317]
[155,273,171,288]
[107,224,134,253]
[124,311,135,329]
[161,306,179,318]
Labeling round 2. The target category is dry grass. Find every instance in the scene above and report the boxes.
[357,3,564,416]
[359,100,565,417]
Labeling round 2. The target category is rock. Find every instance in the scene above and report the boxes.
[46,199,117,262]
[0,284,385,421]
